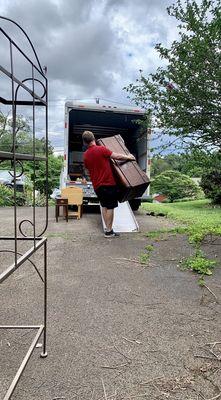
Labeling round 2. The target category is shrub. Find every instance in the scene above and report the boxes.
[34,193,54,206]
[0,184,28,206]
[200,170,221,205]
[0,184,13,206]
[24,155,63,196]
[35,193,48,207]
[152,170,201,202]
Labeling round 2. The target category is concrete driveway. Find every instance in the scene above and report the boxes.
[0,206,221,399]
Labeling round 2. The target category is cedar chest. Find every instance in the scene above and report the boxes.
[97,135,150,202]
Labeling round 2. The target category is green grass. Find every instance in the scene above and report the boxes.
[142,199,221,244]
[142,199,221,280]
[145,226,188,240]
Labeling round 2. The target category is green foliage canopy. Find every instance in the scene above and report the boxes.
[0,111,62,196]
[151,149,221,177]
[125,0,221,151]
[23,155,63,196]
[200,169,221,204]
[0,111,54,155]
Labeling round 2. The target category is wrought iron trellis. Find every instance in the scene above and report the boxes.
[0,16,48,400]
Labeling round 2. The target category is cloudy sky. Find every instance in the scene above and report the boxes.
[0,0,179,153]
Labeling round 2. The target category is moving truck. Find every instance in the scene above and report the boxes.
[60,100,150,210]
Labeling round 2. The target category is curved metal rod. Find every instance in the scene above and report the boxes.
[0,249,44,282]
[19,219,34,237]
[15,77,46,102]
[12,76,46,153]
[6,77,46,167]
[37,218,48,237]
[0,16,44,74]
[14,76,48,238]
[9,160,24,178]
[19,218,48,239]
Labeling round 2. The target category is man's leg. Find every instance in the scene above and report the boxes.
[109,208,114,229]
[102,207,107,228]
[102,207,114,232]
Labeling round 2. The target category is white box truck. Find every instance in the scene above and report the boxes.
[60,100,150,210]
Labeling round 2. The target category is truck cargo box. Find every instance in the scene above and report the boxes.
[97,135,150,202]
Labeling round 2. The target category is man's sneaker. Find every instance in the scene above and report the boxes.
[104,229,120,238]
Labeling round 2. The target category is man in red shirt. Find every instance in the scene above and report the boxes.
[83,130,135,237]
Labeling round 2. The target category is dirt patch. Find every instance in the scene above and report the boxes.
[0,207,221,399]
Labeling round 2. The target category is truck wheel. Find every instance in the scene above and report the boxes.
[129,199,141,211]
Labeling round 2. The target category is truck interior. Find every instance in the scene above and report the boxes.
[68,108,147,181]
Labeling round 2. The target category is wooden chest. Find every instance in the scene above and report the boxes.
[97,135,150,202]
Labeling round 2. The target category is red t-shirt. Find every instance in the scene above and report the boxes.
[83,144,116,190]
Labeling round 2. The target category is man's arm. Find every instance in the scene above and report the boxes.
[111,152,136,161]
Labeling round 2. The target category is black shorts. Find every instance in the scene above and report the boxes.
[95,185,118,209]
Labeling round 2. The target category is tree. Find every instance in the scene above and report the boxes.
[24,155,63,196]
[0,111,31,153]
[125,0,221,151]
[0,110,61,197]
[151,148,221,178]
[152,170,201,202]
[0,111,53,155]
[200,170,221,204]
[151,154,183,177]
[178,148,221,176]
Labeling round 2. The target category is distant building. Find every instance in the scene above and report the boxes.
[54,148,64,157]
[152,193,168,203]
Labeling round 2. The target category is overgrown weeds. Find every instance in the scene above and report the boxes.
[139,252,150,264]
[181,250,216,276]
[142,200,221,282]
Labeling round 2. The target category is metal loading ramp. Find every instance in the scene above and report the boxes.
[101,201,139,233]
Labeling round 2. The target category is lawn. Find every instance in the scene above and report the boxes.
[142,199,221,243]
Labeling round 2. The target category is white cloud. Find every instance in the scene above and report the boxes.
[0,0,180,150]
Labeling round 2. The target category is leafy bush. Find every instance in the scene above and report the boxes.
[24,155,63,196]
[200,170,221,205]
[152,170,202,202]
[0,184,13,206]
[35,193,53,206]
[0,184,26,206]
[15,192,26,206]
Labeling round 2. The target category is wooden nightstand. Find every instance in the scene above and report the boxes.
[55,197,68,222]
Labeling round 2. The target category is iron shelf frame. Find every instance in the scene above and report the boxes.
[0,16,48,399]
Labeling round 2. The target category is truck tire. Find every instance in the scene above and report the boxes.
[129,199,141,211]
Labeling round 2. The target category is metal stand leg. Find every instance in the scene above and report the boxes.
[41,240,48,358]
